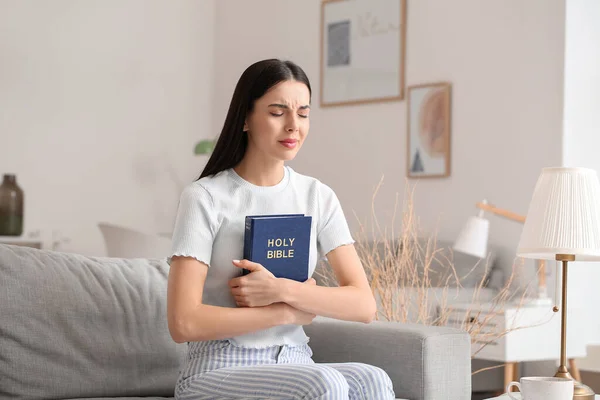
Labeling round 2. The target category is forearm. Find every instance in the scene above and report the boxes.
[174,303,287,343]
[281,281,376,323]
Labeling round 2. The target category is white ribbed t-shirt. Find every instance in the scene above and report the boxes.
[169,165,355,348]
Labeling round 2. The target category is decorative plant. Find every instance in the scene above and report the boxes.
[194,139,216,155]
[315,177,543,374]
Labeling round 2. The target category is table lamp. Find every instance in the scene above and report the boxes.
[454,199,552,306]
[517,167,600,400]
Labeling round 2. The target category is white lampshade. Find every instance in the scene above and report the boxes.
[517,167,600,261]
[453,216,490,259]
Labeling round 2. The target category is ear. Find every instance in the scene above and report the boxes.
[243,120,249,132]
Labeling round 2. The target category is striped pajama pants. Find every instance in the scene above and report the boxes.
[175,340,396,400]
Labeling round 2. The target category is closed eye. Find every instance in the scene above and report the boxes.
[270,112,308,119]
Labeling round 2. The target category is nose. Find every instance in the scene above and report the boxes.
[285,115,299,132]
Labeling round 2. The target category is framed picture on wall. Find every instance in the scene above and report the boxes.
[407,82,452,178]
[320,0,407,107]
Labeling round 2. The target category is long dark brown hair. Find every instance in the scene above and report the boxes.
[198,59,311,180]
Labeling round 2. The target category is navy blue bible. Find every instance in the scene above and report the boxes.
[242,214,312,282]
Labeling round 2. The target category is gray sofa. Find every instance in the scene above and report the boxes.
[0,244,471,400]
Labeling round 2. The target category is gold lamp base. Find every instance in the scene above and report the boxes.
[552,255,596,400]
[573,386,596,400]
[555,368,595,399]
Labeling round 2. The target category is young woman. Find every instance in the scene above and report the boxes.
[167,59,395,400]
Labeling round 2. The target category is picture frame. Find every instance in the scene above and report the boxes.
[320,0,407,107]
[406,82,452,179]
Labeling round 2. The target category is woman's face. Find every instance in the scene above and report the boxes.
[244,80,310,162]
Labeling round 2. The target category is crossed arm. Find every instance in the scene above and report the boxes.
[229,243,376,323]
[167,243,376,343]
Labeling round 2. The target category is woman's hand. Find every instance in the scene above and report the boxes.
[229,259,281,307]
[229,259,316,308]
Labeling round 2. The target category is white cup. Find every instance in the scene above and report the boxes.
[506,376,573,400]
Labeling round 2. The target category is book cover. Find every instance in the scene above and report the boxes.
[242,214,312,282]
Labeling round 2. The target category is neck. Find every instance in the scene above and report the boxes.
[234,151,285,187]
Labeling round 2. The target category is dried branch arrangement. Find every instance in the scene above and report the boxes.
[315,178,542,372]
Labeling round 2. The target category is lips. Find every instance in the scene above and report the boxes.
[279,139,298,149]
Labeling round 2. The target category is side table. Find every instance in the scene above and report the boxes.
[444,302,587,391]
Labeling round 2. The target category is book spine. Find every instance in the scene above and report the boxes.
[242,217,253,275]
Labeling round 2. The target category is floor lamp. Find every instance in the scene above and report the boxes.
[517,167,600,400]
[454,199,552,306]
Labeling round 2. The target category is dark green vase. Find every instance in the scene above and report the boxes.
[0,174,24,236]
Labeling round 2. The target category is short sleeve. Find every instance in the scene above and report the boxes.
[317,182,355,258]
[168,183,219,266]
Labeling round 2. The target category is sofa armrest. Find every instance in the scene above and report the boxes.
[304,317,471,400]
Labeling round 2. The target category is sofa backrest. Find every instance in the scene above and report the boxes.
[0,244,185,400]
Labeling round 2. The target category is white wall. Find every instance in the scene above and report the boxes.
[0,0,216,255]
[562,0,600,372]
[213,0,565,279]
[0,0,564,264]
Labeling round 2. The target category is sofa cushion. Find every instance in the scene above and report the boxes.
[0,244,185,400]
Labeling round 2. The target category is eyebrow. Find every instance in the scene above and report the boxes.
[268,103,311,110]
